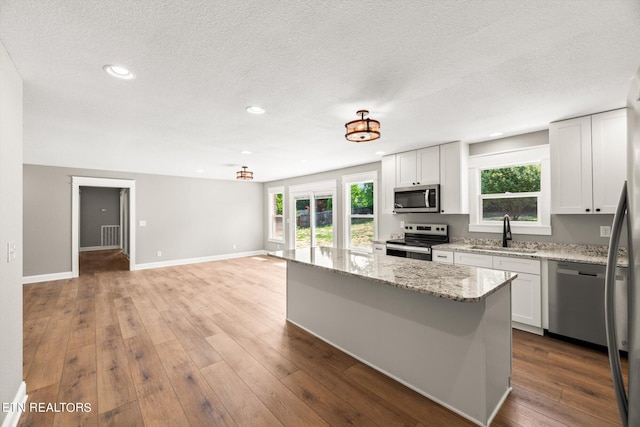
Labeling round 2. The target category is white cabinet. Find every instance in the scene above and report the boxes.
[439,141,468,214]
[492,256,542,329]
[381,155,396,214]
[550,108,626,214]
[453,251,542,332]
[432,249,453,264]
[395,146,440,187]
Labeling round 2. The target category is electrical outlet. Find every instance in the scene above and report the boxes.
[232,244,237,250]
[600,226,611,238]
[7,241,17,263]
[139,220,147,227]
[157,251,162,257]
[400,221,405,229]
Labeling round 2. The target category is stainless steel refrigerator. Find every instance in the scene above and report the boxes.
[605,64,640,426]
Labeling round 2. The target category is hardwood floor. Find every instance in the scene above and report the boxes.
[20,255,625,426]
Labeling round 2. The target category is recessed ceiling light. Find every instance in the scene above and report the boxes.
[246,106,266,114]
[103,64,135,80]
[375,151,385,155]
[301,159,308,163]
[489,132,504,137]
[196,169,205,173]
[241,150,252,154]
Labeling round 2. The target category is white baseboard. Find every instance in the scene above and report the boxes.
[23,271,73,284]
[22,251,268,282]
[133,250,267,271]
[79,246,120,252]
[1,381,27,427]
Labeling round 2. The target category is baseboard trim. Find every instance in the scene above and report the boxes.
[22,271,73,284]
[79,246,120,252]
[133,250,268,271]
[1,381,27,427]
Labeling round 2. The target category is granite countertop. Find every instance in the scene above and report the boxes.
[432,238,629,267]
[270,247,516,303]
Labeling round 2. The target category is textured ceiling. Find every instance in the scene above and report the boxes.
[1,0,639,182]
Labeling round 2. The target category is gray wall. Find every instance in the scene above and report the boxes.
[24,165,264,276]
[80,186,121,248]
[265,131,618,248]
[0,41,23,424]
[263,162,381,252]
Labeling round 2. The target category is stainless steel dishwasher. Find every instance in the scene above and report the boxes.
[549,260,628,350]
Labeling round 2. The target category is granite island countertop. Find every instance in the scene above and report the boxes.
[432,238,629,267]
[270,247,516,303]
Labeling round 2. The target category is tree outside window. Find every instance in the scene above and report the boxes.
[480,164,541,222]
[348,181,374,250]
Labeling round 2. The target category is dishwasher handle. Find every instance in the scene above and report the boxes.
[556,267,605,279]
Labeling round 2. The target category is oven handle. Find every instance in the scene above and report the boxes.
[386,244,432,254]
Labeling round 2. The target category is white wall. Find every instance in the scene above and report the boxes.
[0,40,23,425]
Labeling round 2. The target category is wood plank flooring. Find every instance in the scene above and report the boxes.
[20,254,626,426]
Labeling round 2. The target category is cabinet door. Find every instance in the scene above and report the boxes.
[381,155,396,214]
[591,109,627,214]
[395,151,418,187]
[550,116,593,213]
[511,272,542,327]
[439,141,468,214]
[416,146,440,185]
[454,252,492,268]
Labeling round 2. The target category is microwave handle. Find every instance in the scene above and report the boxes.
[425,190,430,208]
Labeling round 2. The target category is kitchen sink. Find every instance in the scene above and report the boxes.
[470,245,538,254]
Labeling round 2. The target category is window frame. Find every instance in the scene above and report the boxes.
[267,186,285,243]
[342,171,378,252]
[468,146,551,235]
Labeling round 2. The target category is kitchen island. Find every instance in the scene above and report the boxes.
[271,247,517,427]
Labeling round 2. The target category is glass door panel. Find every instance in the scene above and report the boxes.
[295,197,311,249]
[314,196,334,248]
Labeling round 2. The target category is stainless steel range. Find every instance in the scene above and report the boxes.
[385,223,449,261]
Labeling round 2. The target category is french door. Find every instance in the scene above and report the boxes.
[291,190,335,249]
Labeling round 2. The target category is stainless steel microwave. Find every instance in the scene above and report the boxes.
[393,184,440,213]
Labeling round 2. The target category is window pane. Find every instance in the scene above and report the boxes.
[273,193,283,215]
[314,197,333,247]
[350,182,374,215]
[350,217,374,249]
[295,198,311,248]
[481,164,541,195]
[272,216,283,239]
[482,197,538,221]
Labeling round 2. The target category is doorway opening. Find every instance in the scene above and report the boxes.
[71,177,136,277]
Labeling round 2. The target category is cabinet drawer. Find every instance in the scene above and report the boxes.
[373,244,386,254]
[454,252,493,268]
[432,250,453,264]
[492,256,540,275]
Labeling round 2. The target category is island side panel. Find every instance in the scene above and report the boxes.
[286,261,511,426]
[482,284,513,424]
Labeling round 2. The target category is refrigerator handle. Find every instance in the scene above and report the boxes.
[605,180,629,426]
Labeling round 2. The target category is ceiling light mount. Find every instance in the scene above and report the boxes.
[103,64,135,80]
[345,110,380,143]
[246,106,266,114]
[236,166,254,180]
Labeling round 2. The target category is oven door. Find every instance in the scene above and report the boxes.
[386,244,432,261]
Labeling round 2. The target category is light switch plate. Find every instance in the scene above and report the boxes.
[600,226,611,238]
[139,220,146,227]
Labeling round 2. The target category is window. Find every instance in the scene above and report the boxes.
[343,172,377,251]
[469,146,551,235]
[268,187,284,243]
[480,164,541,222]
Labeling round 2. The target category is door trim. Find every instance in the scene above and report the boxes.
[71,176,136,277]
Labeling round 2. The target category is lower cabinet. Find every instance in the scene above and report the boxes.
[435,250,542,333]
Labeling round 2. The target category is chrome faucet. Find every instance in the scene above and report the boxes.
[502,214,512,247]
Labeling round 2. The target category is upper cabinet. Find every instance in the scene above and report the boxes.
[550,108,626,214]
[395,146,440,187]
[439,141,468,214]
[381,141,468,214]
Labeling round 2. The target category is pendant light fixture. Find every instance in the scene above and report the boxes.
[236,166,254,180]
[345,110,380,142]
